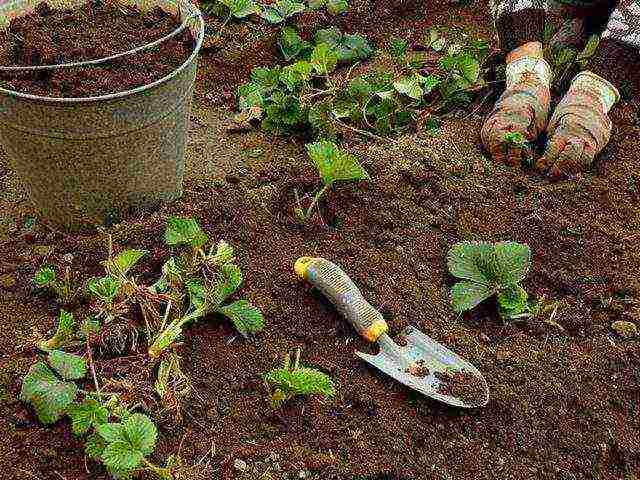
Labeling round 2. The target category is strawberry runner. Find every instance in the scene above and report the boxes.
[483,0,639,176]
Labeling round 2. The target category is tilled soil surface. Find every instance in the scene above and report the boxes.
[0,2,195,97]
[1,1,640,480]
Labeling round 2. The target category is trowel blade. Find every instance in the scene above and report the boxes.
[355,326,489,408]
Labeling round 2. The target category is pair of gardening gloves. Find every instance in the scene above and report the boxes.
[481,34,619,177]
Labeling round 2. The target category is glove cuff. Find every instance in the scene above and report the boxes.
[571,70,620,113]
[506,55,552,89]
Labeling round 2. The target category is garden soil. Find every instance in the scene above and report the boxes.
[0,2,195,97]
[1,1,640,479]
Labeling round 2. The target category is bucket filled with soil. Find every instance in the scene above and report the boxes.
[0,0,204,229]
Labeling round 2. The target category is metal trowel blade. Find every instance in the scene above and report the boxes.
[355,326,489,408]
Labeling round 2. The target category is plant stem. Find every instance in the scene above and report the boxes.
[333,118,394,144]
[304,184,330,220]
[86,340,102,402]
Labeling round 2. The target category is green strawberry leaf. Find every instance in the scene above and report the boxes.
[221,0,258,17]
[447,241,495,284]
[39,309,76,351]
[493,241,531,285]
[326,0,348,14]
[306,140,369,185]
[278,26,312,61]
[103,249,147,277]
[48,350,86,380]
[87,276,120,303]
[258,0,305,23]
[450,280,496,312]
[264,366,335,397]
[68,398,109,435]
[315,28,372,62]
[97,422,127,443]
[218,300,265,335]
[20,362,77,424]
[310,43,338,75]
[186,278,207,312]
[394,74,424,100]
[34,266,56,288]
[497,284,529,319]
[389,37,409,58]
[164,216,209,248]
[280,61,313,91]
[101,441,143,471]
[86,432,106,459]
[123,413,157,456]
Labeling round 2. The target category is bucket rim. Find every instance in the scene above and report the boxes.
[0,3,205,104]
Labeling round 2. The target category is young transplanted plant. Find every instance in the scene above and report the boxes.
[34,263,76,304]
[295,140,369,222]
[447,241,532,320]
[148,217,264,358]
[20,351,170,479]
[263,348,335,407]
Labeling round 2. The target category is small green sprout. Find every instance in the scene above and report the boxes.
[34,264,76,304]
[264,348,335,408]
[296,141,369,223]
[503,131,526,149]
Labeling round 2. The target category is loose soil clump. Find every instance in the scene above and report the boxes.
[0,1,195,97]
[435,370,486,405]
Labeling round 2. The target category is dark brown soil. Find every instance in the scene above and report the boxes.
[435,370,486,406]
[1,1,640,480]
[0,2,195,97]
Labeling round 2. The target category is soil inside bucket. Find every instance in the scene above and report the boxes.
[0,1,196,98]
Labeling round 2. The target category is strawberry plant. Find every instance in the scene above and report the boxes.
[34,263,77,304]
[295,140,369,222]
[447,241,532,320]
[264,348,335,407]
[148,217,264,358]
[21,350,170,479]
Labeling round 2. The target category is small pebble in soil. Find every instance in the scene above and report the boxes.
[611,320,638,338]
[233,458,248,472]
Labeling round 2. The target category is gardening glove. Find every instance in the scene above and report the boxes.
[481,42,552,167]
[537,71,619,178]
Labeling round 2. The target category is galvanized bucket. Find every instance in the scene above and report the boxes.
[0,0,204,230]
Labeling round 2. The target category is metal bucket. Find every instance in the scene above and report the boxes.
[0,0,204,230]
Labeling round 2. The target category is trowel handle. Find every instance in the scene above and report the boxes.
[294,257,388,342]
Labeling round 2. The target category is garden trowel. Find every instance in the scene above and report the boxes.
[294,257,489,408]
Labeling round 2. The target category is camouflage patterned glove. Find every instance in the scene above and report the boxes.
[537,71,620,177]
[481,42,552,167]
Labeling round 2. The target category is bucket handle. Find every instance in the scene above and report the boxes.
[0,9,200,72]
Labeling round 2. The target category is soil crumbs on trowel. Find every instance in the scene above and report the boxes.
[1,1,640,480]
[0,1,195,97]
